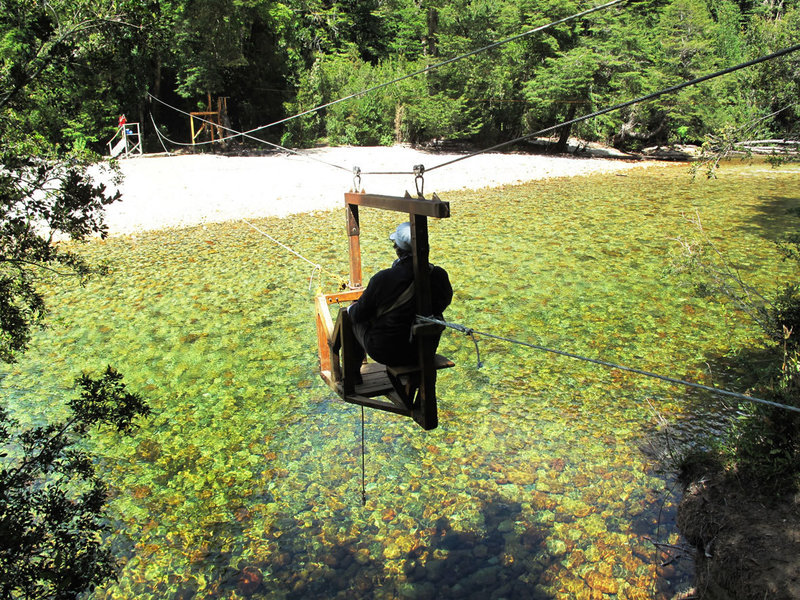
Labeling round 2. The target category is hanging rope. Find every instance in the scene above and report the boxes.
[426,43,800,173]
[147,94,352,174]
[417,316,800,414]
[241,219,349,289]
[149,112,172,156]
[360,406,367,506]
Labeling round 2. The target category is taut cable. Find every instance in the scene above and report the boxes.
[418,316,800,414]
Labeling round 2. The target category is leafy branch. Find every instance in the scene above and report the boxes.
[0,367,150,600]
[692,103,800,178]
[671,210,800,490]
[671,210,774,332]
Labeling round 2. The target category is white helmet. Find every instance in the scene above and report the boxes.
[389,222,412,252]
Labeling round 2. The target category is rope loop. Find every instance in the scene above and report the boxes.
[352,166,362,193]
[308,265,322,291]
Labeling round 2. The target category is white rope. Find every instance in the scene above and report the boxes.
[241,219,347,289]
[149,112,172,156]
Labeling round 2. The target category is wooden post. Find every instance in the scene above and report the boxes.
[207,92,215,142]
[410,214,438,430]
[347,202,362,288]
[339,308,361,394]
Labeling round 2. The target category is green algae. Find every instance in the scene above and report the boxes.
[1,161,799,599]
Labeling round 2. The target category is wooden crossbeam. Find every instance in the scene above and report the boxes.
[344,192,450,218]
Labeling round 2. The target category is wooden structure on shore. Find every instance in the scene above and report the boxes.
[190,93,229,145]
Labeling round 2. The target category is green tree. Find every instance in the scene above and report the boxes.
[1,368,150,600]
[1,1,151,596]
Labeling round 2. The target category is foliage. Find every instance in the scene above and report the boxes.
[1,1,150,597]
[1,0,126,361]
[4,0,797,153]
[673,211,800,492]
[281,52,482,147]
[0,367,150,600]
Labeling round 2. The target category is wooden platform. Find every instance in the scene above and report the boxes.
[321,355,454,416]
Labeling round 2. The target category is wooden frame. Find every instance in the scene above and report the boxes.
[190,93,229,145]
[315,191,452,430]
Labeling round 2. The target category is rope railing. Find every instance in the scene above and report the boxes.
[417,316,800,414]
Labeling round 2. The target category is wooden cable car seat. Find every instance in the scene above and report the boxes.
[314,191,453,430]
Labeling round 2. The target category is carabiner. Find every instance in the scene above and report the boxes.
[413,164,425,197]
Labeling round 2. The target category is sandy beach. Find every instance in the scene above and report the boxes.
[100,146,656,236]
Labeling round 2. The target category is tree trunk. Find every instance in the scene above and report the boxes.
[554,103,577,153]
[425,7,438,57]
[141,56,163,153]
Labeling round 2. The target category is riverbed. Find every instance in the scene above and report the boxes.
[3,159,799,599]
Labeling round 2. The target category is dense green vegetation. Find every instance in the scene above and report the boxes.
[674,213,800,492]
[2,0,798,154]
[1,2,151,597]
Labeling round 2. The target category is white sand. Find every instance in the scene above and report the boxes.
[100,146,655,236]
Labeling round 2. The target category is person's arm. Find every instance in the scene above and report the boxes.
[431,267,453,316]
[348,271,384,323]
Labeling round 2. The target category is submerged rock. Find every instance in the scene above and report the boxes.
[237,566,263,596]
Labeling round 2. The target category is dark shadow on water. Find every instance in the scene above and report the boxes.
[214,494,557,599]
[392,502,555,600]
[739,195,800,241]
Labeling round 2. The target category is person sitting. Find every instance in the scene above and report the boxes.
[346,222,453,370]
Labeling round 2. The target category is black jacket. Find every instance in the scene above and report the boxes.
[348,254,452,365]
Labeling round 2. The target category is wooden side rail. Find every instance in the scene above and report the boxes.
[315,289,364,389]
[315,293,337,387]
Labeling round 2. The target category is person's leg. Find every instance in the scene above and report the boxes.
[350,320,369,365]
[341,309,368,385]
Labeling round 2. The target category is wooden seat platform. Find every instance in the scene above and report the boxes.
[387,354,454,377]
[320,354,454,416]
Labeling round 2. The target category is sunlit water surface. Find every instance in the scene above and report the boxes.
[2,161,799,599]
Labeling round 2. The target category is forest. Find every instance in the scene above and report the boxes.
[2,0,799,157]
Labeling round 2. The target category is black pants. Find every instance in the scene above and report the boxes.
[350,319,369,365]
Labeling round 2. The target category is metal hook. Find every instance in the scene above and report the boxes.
[414,164,425,197]
[352,166,362,193]
[467,329,484,368]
